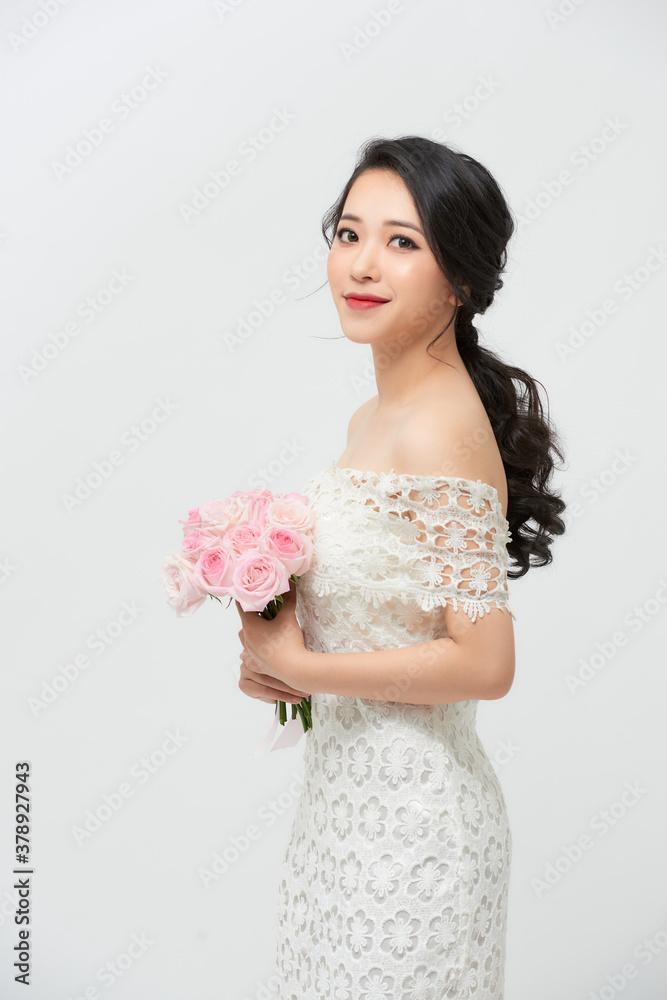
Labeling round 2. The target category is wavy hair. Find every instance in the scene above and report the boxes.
[320,135,567,579]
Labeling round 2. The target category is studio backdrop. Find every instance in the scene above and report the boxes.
[1,1,666,998]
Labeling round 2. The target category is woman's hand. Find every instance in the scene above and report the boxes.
[235,579,312,693]
[238,648,310,705]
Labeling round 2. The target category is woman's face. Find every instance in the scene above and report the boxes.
[326,168,458,348]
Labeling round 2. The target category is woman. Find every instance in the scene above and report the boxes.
[236,135,566,999]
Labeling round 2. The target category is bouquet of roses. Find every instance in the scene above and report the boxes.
[158,486,314,735]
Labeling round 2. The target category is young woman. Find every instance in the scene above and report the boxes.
[236,135,566,999]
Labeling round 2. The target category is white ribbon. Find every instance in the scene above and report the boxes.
[252,708,307,758]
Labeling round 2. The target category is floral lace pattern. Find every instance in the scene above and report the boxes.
[274,464,513,999]
[299,463,514,624]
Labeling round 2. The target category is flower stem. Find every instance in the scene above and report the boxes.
[302,697,312,729]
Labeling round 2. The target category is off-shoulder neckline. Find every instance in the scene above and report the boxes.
[329,461,506,512]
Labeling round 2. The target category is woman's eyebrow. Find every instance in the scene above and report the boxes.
[339,212,424,236]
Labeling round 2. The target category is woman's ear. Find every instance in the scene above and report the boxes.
[444,278,470,308]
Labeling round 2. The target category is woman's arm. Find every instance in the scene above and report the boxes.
[296,604,515,705]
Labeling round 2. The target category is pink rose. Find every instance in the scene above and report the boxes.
[195,496,247,535]
[179,507,203,534]
[158,555,208,617]
[222,521,264,559]
[264,498,314,534]
[259,526,313,576]
[247,495,272,527]
[229,489,273,502]
[181,528,220,563]
[192,547,235,597]
[227,490,273,524]
[243,497,273,527]
[229,552,290,612]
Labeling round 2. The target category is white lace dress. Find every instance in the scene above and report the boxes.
[274,461,516,999]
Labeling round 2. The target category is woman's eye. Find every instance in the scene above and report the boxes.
[388,234,417,249]
[335,227,417,249]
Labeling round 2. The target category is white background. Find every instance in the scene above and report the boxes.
[1,0,666,997]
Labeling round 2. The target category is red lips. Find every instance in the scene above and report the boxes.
[344,293,390,302]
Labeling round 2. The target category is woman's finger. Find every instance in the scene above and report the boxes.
[240,650,308,696]
[239,652,308,700]
[239,674,305,704]
[239,676,283,704]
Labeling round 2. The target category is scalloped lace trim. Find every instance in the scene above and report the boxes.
[303,572,516,623]
[298,462,516,625]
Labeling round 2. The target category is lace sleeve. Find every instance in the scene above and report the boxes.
[403,478,515,623]
[302,465,515,626]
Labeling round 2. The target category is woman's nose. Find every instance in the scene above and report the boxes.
[349,242,381,280]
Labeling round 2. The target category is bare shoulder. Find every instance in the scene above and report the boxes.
[395,393,507,503]
[346,394,378,444]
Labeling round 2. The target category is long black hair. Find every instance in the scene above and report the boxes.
[320,135,567,579]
